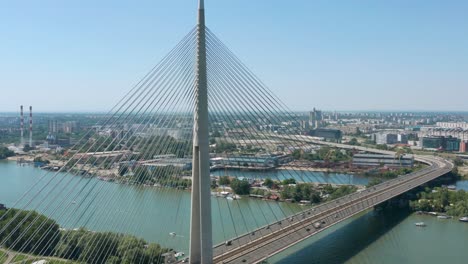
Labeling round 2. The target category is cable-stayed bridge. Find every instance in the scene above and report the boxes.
[0,1,454,264]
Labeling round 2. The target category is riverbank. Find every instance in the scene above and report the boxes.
[7,156,26,161]
[0,160,305,253]
[0,207,169,264]
[409,185,468,218]
[277,165,356,174]
[457,165,468,178]
[1,159,468,264]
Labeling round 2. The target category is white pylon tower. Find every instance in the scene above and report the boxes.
[189,0,212,263]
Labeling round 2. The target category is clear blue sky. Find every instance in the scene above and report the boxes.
[1,0,467,112]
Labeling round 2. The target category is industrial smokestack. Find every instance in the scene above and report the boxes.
[20,105,24,146]
[29,106,33,147]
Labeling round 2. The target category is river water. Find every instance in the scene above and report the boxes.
[269,180,468,264]
[211,168,368,186]
[0,160,314,253]
[1,160,467,263]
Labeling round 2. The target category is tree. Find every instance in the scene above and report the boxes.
[327,185,357,200]
[367,178,383,187]
[348,138,360,146]
[117,236,146,263]
[214,141,237,153]
[0,209,60,255]
[0,146,14,159]
[55,228,87,260]
[211,179,218,189]
[118,165,129,176]
[106,256,121,264]
[219,176,230,186]
[322,184,334,195]
[292,149,301,160]
[309,191,322,203]
[280,185,295,200]
[454,157,465,166]
[23,144,33,152]
[144,243,165,263]
[439,188,450,208]
[230,179,250,195]
[33,157,50,164]
[78,232,119,263]
[376,144,388,150]
[395,148,406,166]
[212,130,221,137]
[447,200,468,217]
[410,199,432,212]
[0,208,168,263]
[133,167,149,184]
[263,178,274,189]
[282,178,296,185]
[280,183,322,203]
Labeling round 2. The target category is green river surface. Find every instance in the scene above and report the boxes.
[0,160,467,263]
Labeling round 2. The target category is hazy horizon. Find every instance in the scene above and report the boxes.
[2,109,468,115]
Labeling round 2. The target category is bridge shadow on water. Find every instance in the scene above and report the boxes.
[271,205,411,264]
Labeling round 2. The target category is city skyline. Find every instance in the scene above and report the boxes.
[1,0,467,112]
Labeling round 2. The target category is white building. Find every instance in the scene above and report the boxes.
[436,122,468,130]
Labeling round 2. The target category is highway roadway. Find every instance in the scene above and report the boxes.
[210,136,454,264]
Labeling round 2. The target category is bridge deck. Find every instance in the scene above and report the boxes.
[211,149,452,263]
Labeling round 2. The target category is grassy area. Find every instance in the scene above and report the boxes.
[11,253,28,262]
[44,261,74,264]
[23,258,77,264]
[0,251,77,264]
[0,251,7,263]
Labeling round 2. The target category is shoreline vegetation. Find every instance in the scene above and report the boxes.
[5,156,429,206]
[409,186,468,217]
[215,175,360,205]
[0,208,169,264]
[0,146,14,160]
[404,166,468,217]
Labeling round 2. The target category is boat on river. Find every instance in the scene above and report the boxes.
[437,215,452,219]
[175,252,185,258]
[415,222,426,227]
[226,194,241,200]
[459,217,468,222]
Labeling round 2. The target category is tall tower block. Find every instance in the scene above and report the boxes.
[189,0,212,263]
[20,105,24,146]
